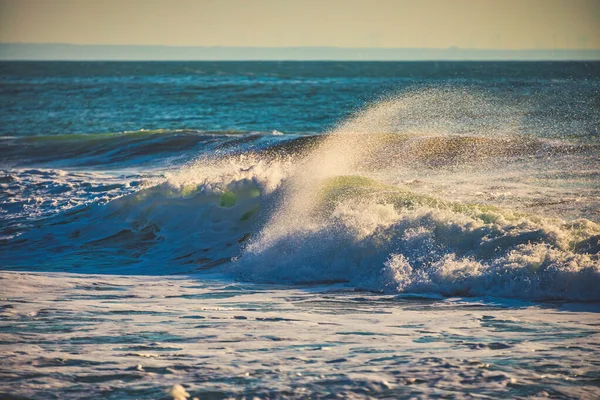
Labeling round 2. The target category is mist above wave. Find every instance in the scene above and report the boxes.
[233,88,600,300]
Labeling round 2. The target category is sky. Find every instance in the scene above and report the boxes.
[0,0,599,50]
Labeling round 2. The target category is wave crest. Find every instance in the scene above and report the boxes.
[232,89,600,301]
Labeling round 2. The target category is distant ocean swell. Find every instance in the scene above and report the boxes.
[1,89,599,301]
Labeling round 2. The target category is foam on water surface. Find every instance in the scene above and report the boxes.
[1,271,599,399]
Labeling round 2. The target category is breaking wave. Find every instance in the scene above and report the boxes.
[2,88,599,300]
[233,89,600,301]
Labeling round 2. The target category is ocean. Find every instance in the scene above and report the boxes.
[1,61,599,399]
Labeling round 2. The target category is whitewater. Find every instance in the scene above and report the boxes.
[1,61,599,399]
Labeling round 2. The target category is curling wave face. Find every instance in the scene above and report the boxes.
[1,89,599,300]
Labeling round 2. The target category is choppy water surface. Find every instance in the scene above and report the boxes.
[1,62,599,398]
[2,272,600,399]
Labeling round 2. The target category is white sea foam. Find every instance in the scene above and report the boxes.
[231,89,600,300]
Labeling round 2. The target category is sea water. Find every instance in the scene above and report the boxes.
[1,61,599,399]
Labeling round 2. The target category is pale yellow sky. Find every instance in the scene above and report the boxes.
[0,0,599,49]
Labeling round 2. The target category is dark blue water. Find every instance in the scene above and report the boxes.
[1,61,599,137]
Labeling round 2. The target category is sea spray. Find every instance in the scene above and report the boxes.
[233,89,600,300]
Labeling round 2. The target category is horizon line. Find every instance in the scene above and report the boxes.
[3,42,600,51]
[2,43,599,61]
